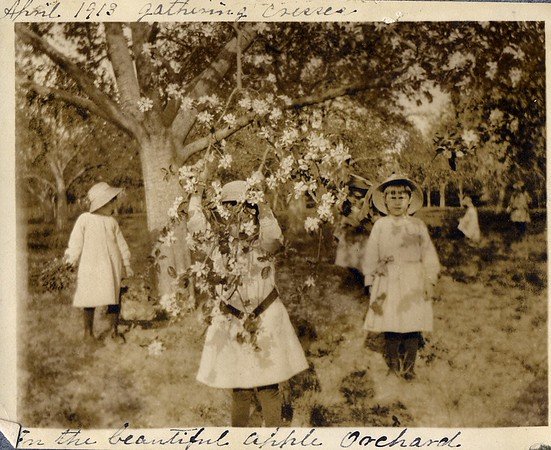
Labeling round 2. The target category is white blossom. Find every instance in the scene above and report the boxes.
[181,97,194,111]
[197,111,213,125]
[142,43,153,57]
[462,129,479,146]
[167,196,184,220]
[160,293,181,318]
[223,114,237,127]
[489,109,504,124]
[148,340,165,356]
[269,108,282,122]
[246,190,265,205]
[252,99,270,116]
[218,154,233,170]
[509,68,522,87]
[304,276,316,288]
[137,97,154,112]
[486,61,498,80]
[238,97,252,110]
[297,159,309,171]
[190,261,208,278]
[166,83,182,99]
[240,220,257,237]
[169,60,182,74]
[317,203,333,222]
[266,175,278,190]
[293,181,309,199]
[304,216,320,232]
[159,229,177,246]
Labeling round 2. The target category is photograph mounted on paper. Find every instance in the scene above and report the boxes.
[14,21,546,428]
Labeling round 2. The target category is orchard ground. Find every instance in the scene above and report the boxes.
[20,207,547,428]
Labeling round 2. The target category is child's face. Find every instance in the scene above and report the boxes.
[384,185,411,216]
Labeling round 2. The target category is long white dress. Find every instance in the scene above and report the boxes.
[65,212,131,308]
[361,215,440,333]
[188,200,309,388]
[458,206,481,242]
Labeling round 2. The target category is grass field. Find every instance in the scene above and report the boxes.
[19,208,547,428]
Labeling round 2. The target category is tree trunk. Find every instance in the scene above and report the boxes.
[54,174,68,230]
[425,187,431,207]
[439,182,446,208]
[458,179,464,204]
[496,186,506,212]
[139,132,190,298]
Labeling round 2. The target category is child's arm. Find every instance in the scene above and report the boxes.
[420,222,440,295]
[360,220,381,289]
[187,194,208,234]
[257,203,283,253]
[64,215,85,265]
[114,220,132,277]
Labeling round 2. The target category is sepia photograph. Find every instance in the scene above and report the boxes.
[12,18,546,433]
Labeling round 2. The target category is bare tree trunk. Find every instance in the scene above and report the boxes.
[53,172,68,230]
[139,133,190,298]
[426,187,431,207]
[496,186,506,212]
[439,182,446,208]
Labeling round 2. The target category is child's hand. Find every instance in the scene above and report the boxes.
[125,266,134,277]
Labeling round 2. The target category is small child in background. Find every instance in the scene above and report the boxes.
[334,178,371,279]
[458,196,481,243]
[64,182,133,343]
[361,174,440,380]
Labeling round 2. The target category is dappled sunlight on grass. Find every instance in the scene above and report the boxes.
[20,210,547,427]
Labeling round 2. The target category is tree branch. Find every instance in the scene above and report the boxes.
[178,79,390,161]
[104,23,143,119]
[16,25,145,141]
[168,24,257,145]
[20,81,137,137]
[23,173,56,191]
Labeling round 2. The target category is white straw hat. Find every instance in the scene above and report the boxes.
[372,174,423,215]
[88,182,123,213]
[221,180,247,202]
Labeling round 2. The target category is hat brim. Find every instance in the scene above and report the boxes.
[372,178,423,215]
[90,187,123,212]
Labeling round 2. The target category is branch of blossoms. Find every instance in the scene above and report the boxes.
[177,79,390,160]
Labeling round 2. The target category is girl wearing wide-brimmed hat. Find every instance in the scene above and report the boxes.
[187,179,308,427]
[64,182,133,342]
[361,174,440,380]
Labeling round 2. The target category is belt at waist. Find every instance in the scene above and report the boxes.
[219,287,279,320]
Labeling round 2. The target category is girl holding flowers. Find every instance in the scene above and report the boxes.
[187,178,308,427]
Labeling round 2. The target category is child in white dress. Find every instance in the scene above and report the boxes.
[361,174,440,380]
[64,182,133,342]
[458,196,481,243]
[187,180,308,426]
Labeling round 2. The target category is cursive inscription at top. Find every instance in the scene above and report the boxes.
[1,0,61,21]
[137,0,247,22]
[261,3,357,18]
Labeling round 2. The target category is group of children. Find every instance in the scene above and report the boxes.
[63,173,529,427]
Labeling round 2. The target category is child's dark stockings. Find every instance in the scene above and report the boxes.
[384,332,422,379]
[231,384,281,427]
[83,307,94,338]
